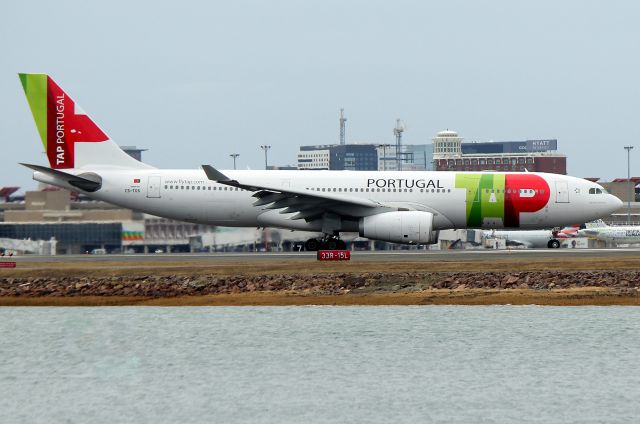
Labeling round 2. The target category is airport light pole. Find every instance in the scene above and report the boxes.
[260,145,271,170]
[230,153,239,170]
[624,146,634,223]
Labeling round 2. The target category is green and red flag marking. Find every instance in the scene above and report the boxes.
[455,173,550,227]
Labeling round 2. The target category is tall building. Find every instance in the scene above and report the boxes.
[432,130,463,159]
[432,130,566,174]
[297,144,378,171]
[377,144,433,171]
[297,146,331,170]
[298,143,433,172]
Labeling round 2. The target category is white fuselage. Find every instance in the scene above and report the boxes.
[33,169,622,233]
[484,230,556,248]
[579,226,640,244]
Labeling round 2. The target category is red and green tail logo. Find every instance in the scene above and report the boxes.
[19,74,108,169]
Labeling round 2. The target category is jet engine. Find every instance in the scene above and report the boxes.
[359,211,437,244]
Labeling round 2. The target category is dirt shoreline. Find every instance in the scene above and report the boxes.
[1,289,639,306]
[2,266,640,306]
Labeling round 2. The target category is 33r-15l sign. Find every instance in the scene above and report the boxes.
[317,250,351,261]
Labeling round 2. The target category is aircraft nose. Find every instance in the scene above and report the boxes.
[609,194,623,211]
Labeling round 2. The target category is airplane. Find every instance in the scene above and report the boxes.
[578,220,640,246]
[17,73,623,251]
[484,225,581,249]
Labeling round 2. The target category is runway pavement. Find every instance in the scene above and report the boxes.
[7,247,640,264]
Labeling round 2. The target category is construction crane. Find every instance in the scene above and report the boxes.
[394,118,405,171]
[339,108,347,145]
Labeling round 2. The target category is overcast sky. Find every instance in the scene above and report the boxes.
[2,0,639,192]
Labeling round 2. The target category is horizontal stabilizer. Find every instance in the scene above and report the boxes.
[20,163,101,192]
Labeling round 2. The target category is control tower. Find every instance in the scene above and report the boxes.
[432,130,463,161]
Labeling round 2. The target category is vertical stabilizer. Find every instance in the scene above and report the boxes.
[19,73,153,170]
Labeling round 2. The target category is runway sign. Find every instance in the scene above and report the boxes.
[0,262,17,268]
[317,250,351,261]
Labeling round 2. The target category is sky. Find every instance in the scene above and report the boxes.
[2,0,639,192]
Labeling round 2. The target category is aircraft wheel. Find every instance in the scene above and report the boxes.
[547,239,561,249]
[336,239,347,250]
[324,239,339,250]
[305,238,320,251]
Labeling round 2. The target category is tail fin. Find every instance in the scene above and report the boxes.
[18,74,152,170]
[585,219,608,229]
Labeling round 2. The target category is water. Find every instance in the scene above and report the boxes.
[1,307,639,424]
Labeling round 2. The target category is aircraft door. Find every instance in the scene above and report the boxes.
[555,181,569,203]
[147,175,161,198]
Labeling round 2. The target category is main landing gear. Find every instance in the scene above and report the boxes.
[304,236,347,251]
[547,239,561,248]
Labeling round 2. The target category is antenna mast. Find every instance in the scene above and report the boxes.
[339,108,347,145]
[394,118,404,171]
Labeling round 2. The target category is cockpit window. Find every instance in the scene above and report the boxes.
[589,187,604,194]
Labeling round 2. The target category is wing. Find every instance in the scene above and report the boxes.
[201,165,392,221]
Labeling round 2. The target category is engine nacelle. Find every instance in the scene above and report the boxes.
[359,211,436,244]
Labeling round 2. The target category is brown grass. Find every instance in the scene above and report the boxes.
[1,289,639,307]
[4,255,640,279]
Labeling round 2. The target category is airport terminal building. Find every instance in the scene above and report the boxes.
[298,143,433,171]
[432,130,567,174]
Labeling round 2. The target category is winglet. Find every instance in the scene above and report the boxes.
[201,165,231,181]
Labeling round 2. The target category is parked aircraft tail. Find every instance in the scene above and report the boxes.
[18,73,152,170]
[585,219,608,229]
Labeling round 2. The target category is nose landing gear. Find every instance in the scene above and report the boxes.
[304,236,347,251]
